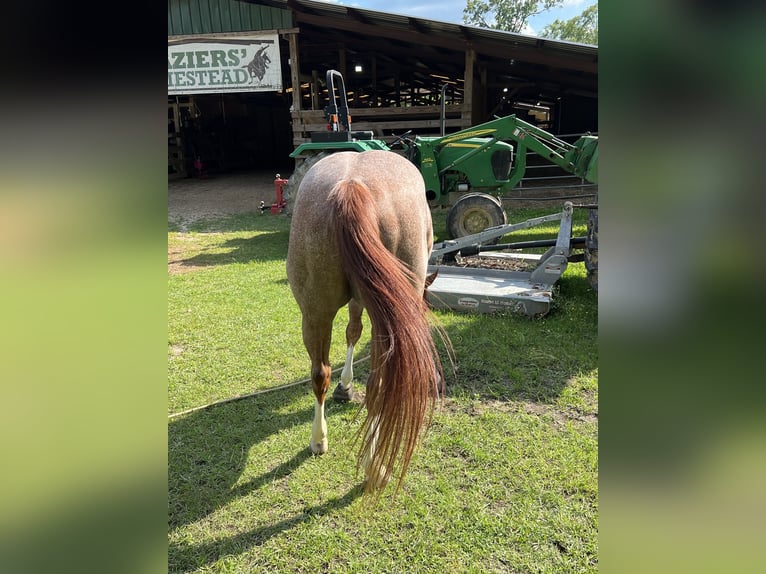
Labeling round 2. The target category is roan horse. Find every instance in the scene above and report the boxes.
[286,150,444,493]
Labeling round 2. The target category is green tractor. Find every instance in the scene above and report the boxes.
[286,70,598,290]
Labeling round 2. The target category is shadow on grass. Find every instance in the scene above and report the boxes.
[170,211,292,269]
[168,484,364,573]
[168,381,361,572]
[177,230,290,269]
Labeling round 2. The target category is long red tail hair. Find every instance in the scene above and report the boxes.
[328,179,443,494]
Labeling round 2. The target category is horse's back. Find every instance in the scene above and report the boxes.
[293,150,427,221]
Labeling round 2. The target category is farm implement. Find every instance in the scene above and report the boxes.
[427,201,590,317]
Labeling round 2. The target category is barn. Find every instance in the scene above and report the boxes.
[168,0,597,179]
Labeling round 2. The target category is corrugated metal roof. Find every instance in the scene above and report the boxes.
[242,0,597,56]
[235,0,597,90]
[168,0,292,36]
[232,0,596,108]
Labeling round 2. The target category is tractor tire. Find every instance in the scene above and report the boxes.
[584,208,598,292]
[283,151,331,216]
[446,193,507,242]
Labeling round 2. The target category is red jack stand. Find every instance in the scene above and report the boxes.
[260,174,289,214]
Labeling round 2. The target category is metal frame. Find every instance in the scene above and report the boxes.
[427,202,574,317]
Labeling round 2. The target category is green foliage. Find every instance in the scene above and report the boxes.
[463,0,563,33]
[541,3,598,45]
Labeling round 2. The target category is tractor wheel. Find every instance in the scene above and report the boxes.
[584,208,598,292]
[446,193,507,242]
[283,151,331,215]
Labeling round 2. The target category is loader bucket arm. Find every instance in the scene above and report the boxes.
[427,115,599,186]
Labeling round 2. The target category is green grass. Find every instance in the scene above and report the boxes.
[168,207,597,573]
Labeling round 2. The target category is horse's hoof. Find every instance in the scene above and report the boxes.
[310,439,328,455]
[332,382,354,402]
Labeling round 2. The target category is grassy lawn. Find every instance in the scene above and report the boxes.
[168,206,597,573]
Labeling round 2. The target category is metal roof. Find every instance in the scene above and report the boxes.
[313,0,598,50]
[238,0,597,108]
[168,0,292,36]
[243,0,597,58]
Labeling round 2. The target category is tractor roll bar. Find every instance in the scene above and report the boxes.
[325,69,351,132]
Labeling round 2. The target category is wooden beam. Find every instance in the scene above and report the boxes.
[293,13,597,74]
[336,45,347,79]
[288,31,301,112]
[311,69,319,110]
[169,28,299,42]
[347,7,374,26]
[295,13,462,52]
[463,48,475,126]
[479,65,487,122]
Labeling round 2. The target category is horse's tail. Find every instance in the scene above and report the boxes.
[328,179,443,495]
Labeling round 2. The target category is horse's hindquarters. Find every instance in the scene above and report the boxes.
[286,150,441,492]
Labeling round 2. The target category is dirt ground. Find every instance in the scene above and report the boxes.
[168,169,595,230]
[168,170,285,230]
[168,170,593,276]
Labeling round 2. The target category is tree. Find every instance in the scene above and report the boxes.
[540,4,598,45]
[463,0,564,33]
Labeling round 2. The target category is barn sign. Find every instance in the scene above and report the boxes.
[168,35,282,95]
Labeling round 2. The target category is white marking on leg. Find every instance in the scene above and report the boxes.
[339,345,355,390]
[310,398,328,454]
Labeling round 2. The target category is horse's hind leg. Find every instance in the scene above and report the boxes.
[302,317,334,454]
[332,299,363,402]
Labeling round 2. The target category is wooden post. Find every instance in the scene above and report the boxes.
[311,69,319,111]
[372,55,377,107]
[288,31,301,112]
[338,47,347,79]
[463,48,475,127]
[479,65,488,123]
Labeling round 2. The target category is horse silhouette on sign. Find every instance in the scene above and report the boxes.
[243,45,271,82]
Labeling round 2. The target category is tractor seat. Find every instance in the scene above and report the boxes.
[351,130,374,140]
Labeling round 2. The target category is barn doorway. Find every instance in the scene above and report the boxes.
[168,92,294,179]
